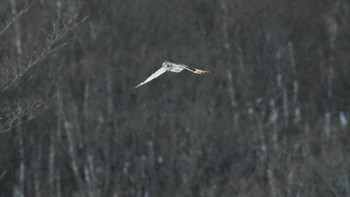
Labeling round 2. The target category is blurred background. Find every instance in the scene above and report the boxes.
[1,0,350,196]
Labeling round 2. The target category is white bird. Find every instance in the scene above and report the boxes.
[134,61,210,88]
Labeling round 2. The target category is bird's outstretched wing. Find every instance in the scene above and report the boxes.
[179,64,211,75]
[134,67,167,88]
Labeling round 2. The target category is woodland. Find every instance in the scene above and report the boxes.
[0,0,350,196]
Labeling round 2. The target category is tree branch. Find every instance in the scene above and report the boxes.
[1,16,87,93]
[0,2,31,38]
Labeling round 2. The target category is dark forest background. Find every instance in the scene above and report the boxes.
[1,0,350,196]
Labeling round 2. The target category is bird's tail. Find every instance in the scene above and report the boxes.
[193,69,210,75]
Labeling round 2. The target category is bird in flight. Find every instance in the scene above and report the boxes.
[135,61,210,88]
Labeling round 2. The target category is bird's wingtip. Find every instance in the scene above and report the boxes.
[134,83,144,88]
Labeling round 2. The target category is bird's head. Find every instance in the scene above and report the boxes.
[162,61,172,70]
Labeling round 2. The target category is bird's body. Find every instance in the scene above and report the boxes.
[134,61,210,88]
